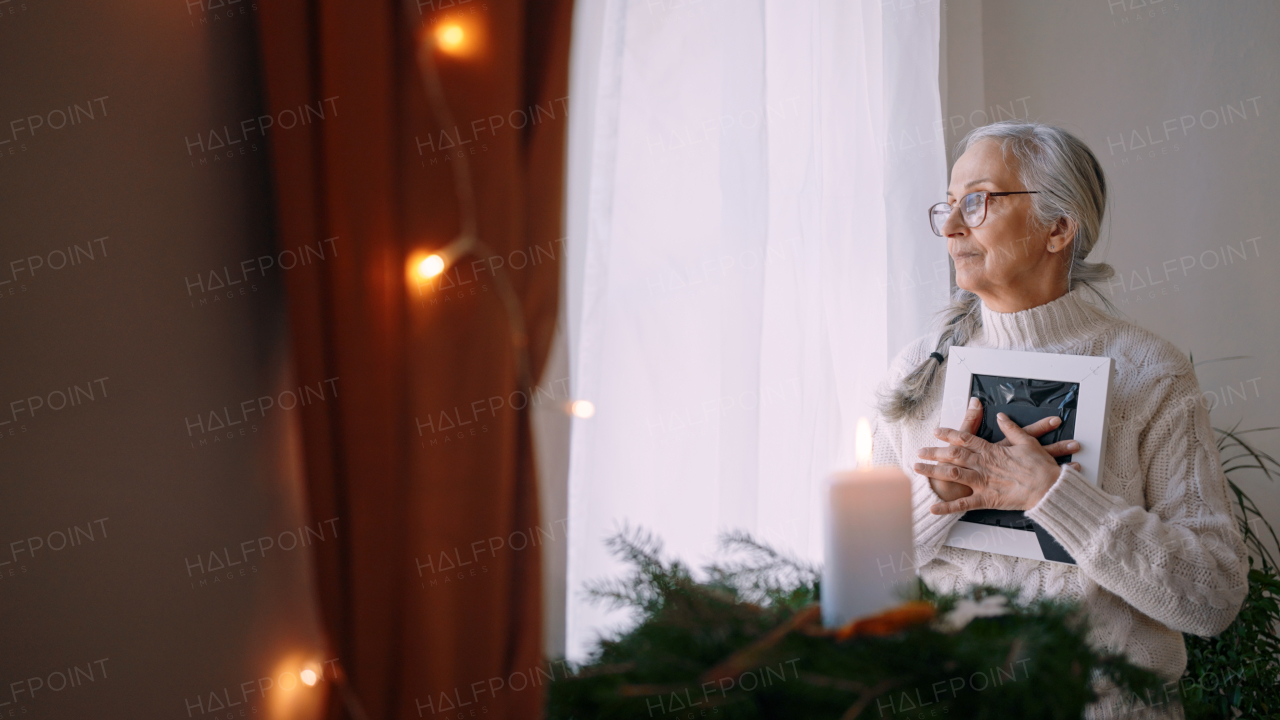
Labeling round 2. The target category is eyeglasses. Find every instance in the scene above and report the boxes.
[928,191,1039,236]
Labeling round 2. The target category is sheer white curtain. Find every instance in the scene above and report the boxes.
[562,0,949,660]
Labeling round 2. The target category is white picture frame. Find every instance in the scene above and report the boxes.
[937,346,1115,565]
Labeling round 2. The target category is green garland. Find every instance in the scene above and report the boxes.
[547,529,1167,719]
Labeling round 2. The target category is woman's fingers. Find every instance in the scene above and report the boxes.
[1040,438,1081,457]
[931,494,984,515]
[917,444,974,466]
[1003,414,1062,442]
[993,412,1039,446]
[913,460,980,487]
[963,397,983,436]
[929,478,973,502]
[964,402,1063,447]
[928,413,1072,513]
[932,425,986,451]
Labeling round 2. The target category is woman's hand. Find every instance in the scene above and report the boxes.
[915,398,1082,513]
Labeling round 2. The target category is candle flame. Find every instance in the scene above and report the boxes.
[855,416,872,470]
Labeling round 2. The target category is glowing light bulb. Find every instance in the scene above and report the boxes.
[435,24,465,53]
[301,668,318,686]
[418,254,445,279]
[569,400,595,419]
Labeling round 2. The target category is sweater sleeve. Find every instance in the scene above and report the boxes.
[1025,368,1249,637]
[871,338,963,570]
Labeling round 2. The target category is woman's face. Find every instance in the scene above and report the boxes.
[942,140,1070,312]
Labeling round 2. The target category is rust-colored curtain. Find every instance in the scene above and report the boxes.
[257,0,572,717]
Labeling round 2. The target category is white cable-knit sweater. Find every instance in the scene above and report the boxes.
[872,286,1249,710]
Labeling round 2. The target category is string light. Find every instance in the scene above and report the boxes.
[435,24,466,54]
[403,0,532,392]
[261,656,329,720]
[418,254,445,279]
[406,234,477,288]
[569,400,595,419]
[370,6,537,719]
[272,6,503,720]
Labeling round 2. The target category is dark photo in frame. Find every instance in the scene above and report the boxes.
[959,374,1080,565]
[937,345,1115,564]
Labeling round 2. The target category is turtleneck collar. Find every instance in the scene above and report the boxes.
[973,285,1115,351]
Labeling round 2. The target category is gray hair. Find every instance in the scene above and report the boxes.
[876,121,1120,423]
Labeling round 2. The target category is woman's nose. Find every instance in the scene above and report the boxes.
[941,206,967,236]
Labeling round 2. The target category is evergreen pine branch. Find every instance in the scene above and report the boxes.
[583,524,698,616]
[703,530,821,608]
[553,529,1168,720]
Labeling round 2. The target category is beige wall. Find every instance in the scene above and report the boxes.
[0,2,327,717]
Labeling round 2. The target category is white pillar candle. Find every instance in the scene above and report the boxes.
[821,418,914,628]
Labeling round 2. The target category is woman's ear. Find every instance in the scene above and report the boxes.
[1046,216,1076,253]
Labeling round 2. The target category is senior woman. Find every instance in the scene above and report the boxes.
[871,121,1248,718]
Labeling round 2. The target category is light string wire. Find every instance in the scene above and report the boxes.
[316,7,539,718]
[403,1,534,393]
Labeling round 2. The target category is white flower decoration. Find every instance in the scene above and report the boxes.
[936,594,1010,633]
